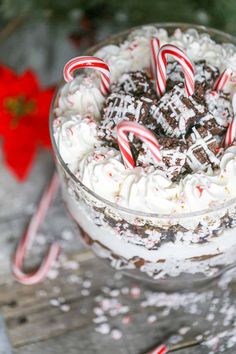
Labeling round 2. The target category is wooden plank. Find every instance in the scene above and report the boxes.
[0,249,235,353]
[0,314,12,354]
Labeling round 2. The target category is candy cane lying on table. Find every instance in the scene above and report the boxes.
[213,67,233,92]
[63,56,111,96]
[12,172,61,285]
[116,121,162,169]
[149,344,168,354]
[155,44,195,97]
[150,36,161,80]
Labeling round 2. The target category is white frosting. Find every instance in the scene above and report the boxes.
[58,142,236,214]
[95,45,133,83]
[95,27,168,82]
[53,114,99,172]
[118,169,181,213]
[182,146,236,212]
[55,74,105,119]
[76,147,125,201]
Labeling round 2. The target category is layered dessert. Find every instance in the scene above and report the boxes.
[52,25,236,281]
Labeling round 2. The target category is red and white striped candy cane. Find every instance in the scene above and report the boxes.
[149,344,168,354]
[224,117,236,148]
[63,56,111,96]
[156,44,195,97]
[213,68,233,92]
[116,121,162,169]
[12,172,61,285]
[150,36,161,80]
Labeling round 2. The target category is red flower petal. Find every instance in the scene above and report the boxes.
[5,70,39,98]
[0,65,17,81]
[0,66,54,181]
[2,124,37,181]
[31,87,55,148]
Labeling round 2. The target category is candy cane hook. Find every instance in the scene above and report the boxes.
[12,172,61,285]
[156,44,195,97]
[116,121,162,169]
[63,56,111,96]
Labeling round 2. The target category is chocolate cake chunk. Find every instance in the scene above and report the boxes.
[111,71,156,98]
[167,60,219,97]
[195,60,219,88]
[139,95,162,131]
[185,126,220,172]
[98,92,150,145]
[136,136,187,181]
[198,90,233,136]
[109,71,160,132]
[151,84,207,138]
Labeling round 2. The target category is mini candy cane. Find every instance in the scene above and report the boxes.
[213,68,233,92]
[12,172,61,285]
[116,121,162,169]
[63,56,111,96]
[224,117,236,147]
[156,44,194,97]
[224,92,236,147]
[150,36,161,80]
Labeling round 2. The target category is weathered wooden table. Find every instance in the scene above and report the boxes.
[1,150,236,354]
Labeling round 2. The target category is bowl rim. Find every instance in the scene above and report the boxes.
[50,22,236,220]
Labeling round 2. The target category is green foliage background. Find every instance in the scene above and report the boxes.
[1,0,236,36]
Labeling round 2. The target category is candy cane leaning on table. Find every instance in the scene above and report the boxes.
[150,36,161,80]
[63,56,111,96]
[155,44,195,97]
[116,121,162,169]
[12,172,61,285]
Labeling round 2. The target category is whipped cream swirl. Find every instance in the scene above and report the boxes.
[53,113,99,172]
[77,147,125,202]
[55,74,105,119]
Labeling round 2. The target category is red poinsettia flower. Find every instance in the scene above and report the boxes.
[0,65,55,181]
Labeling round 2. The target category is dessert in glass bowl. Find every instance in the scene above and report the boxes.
[50,23,236,286]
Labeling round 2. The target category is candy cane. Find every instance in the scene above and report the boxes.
[156,44,195,97]
[149,344,168,354]
[224,117,236,147]
[116,121,162,169]
[213,68,233,92]
[150,36,161,80]
[63,56,111,96]
[223,92,236,147]
[12,172,61,285]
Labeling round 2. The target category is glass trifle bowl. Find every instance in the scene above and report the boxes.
[50,23,236,289]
